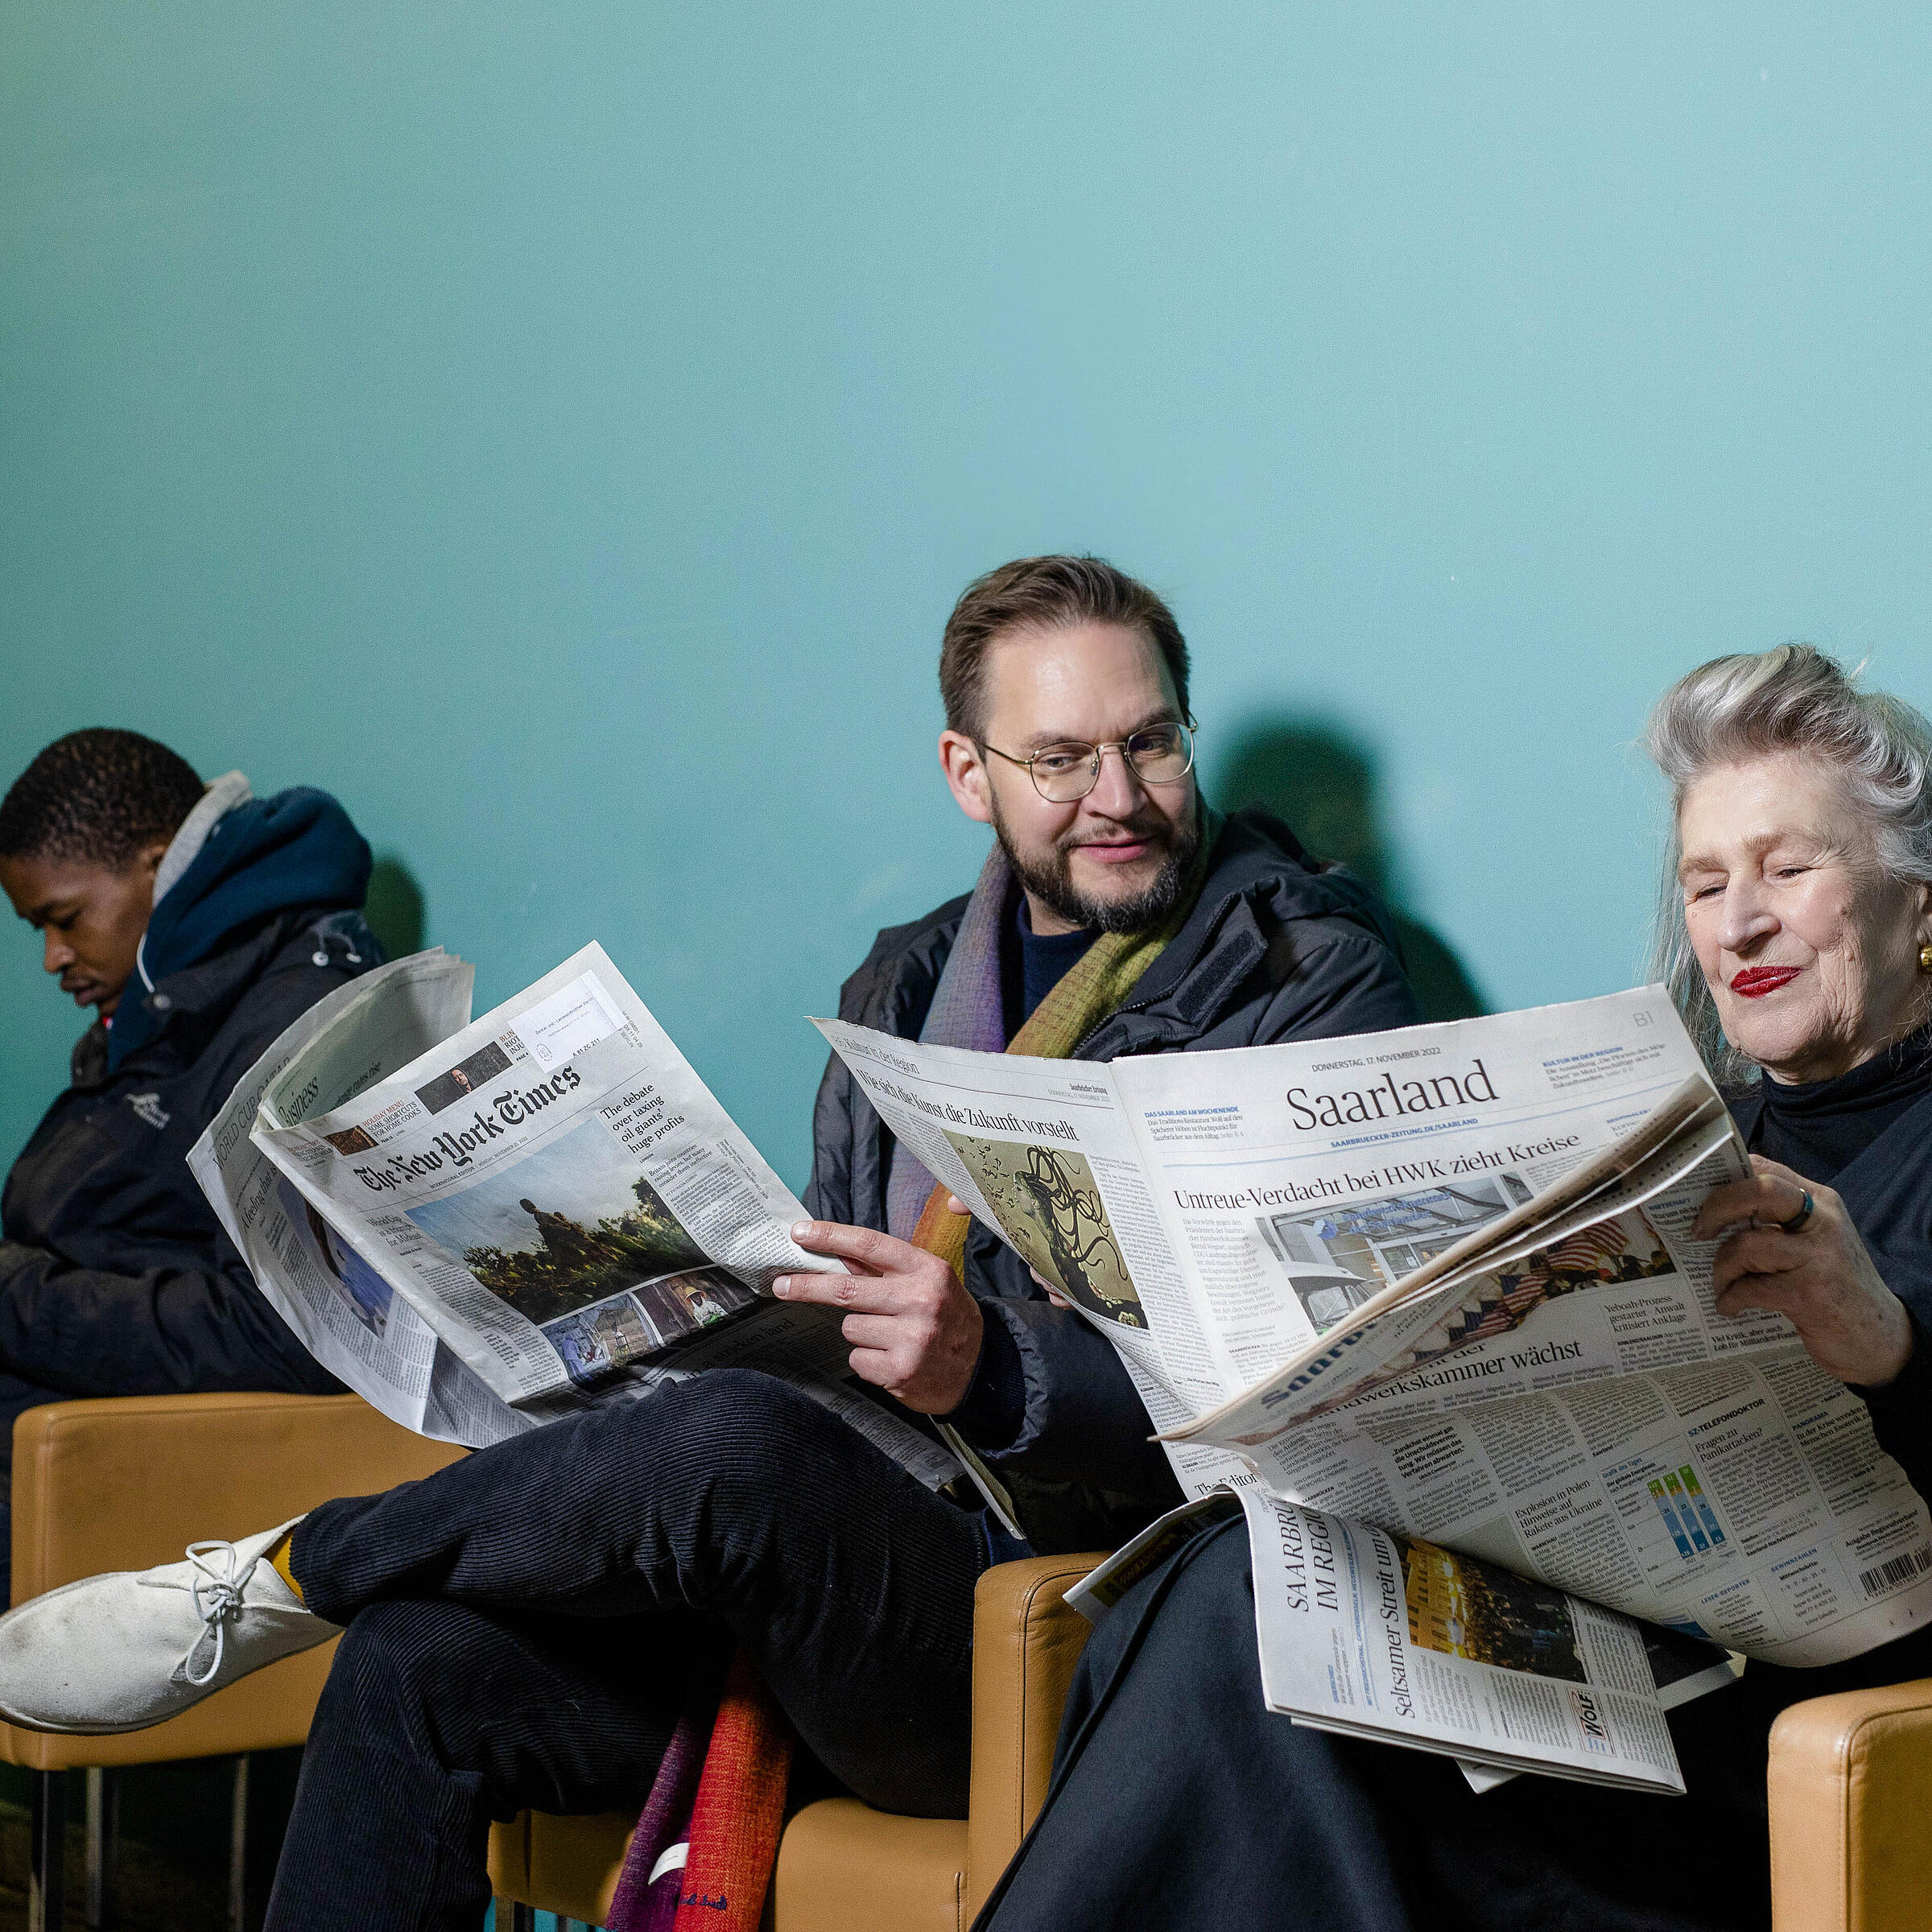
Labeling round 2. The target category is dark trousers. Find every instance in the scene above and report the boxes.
[264,1369,987,1932]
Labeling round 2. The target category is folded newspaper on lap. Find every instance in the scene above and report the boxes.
[188,945,958,1493]
[1068,1489,1741,1795]
[814,988,1932,1792]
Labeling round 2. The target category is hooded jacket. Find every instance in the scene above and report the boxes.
[0,780,380,1399]
[807,807,1423,1554]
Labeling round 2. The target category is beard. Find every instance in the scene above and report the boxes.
[991,795,1203,935]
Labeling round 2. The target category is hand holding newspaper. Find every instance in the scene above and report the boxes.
[812,988,1932,1793]
[190,944,959,1490]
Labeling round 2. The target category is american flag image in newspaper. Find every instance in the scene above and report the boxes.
[1342,1214,1663,1397]
[1433,1220,1642,1354]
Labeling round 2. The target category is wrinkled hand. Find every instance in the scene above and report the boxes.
[1694,1157,1913,1387]
[773,1203,985,1414]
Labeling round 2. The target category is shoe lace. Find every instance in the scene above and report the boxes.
[181,1541,263,1686]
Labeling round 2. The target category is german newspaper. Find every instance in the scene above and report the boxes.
[814,989,1932,1786]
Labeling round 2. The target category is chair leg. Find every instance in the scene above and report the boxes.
[228,1754,250,1932]
[85,1765,114,1928]
[30,1769,68,1932]
[510,1905,536,1932]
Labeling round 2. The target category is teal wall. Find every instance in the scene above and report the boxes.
[5,5,1930,1187]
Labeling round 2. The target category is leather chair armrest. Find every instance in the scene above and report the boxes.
[1769,1675,1932,1932]
[964,1552,1107,1921]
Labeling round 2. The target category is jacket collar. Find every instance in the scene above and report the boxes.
[1072,807,1399,1048]
[93,908,373,1088]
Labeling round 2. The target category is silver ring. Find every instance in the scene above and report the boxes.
[1779,1190,1814,1236]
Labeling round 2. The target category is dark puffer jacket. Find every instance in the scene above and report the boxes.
[0,790,381,1402]
[807,807,1423,1553]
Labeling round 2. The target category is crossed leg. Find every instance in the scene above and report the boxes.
[261,1369,986,1932]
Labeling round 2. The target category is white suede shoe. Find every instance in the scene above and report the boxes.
[0,1518,341,1735]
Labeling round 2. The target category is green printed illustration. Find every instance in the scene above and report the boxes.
[942,1134,1145,1329]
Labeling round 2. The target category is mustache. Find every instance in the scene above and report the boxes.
[1054,813,1172,854]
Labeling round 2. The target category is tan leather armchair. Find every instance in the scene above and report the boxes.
[490,1560,1932,1932]
[1769,1675,1932,1932]
[2,1391,464,1931]
[489,1550,1107,1932]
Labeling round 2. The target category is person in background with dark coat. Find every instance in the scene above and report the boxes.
[0,729,383,1591]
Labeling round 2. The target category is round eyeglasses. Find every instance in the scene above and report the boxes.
[979,720,1196,803]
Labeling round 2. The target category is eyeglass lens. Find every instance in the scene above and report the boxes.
[1030,724,1193,802]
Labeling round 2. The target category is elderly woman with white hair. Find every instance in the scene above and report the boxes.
[972,644,1932,1932]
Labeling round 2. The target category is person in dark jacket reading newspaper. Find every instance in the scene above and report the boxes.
[972,645,1932,1932]
[0,559,1418,1932]
[0,731,379,1596]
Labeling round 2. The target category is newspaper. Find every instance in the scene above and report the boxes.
[191,945,959,1491]
[1067,1490,1740,1795]
[815,987,1932,1784]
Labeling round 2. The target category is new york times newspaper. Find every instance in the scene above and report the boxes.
[192,944,956,1490]
[815,988,1932,1785]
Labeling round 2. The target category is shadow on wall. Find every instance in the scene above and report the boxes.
[363,855,427,962]
[1214,720,1485,1025]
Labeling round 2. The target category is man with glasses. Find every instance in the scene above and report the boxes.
[796,554,1422,1554]
[0,559,1418,1932]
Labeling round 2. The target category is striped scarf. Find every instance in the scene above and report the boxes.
[894,817,1220,1281]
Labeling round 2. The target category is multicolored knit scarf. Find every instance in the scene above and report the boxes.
[605,1653,793,1932]
[892,815,1220,1278]
[607,815,1217,1932]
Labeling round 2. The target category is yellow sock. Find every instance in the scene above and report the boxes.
[266,1531,304,1604]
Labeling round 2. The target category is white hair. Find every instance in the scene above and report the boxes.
[1644,644,1932,1088]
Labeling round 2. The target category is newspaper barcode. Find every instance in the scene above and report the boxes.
[1858,1545,1932,1599]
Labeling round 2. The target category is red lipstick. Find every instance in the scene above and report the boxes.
[1731,966,1801,999]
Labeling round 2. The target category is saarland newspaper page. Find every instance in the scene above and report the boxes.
[815,987,1932,1716]
[196,944,957,1488]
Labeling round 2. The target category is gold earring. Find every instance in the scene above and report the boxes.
[1920,945,1932,975]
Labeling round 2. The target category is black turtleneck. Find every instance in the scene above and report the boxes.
[1746,1026,1932,1184]
[1720,1022,1932,1635]
[1001,894,1098,1039]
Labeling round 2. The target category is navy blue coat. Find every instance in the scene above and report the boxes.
[0,787,380,1401]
